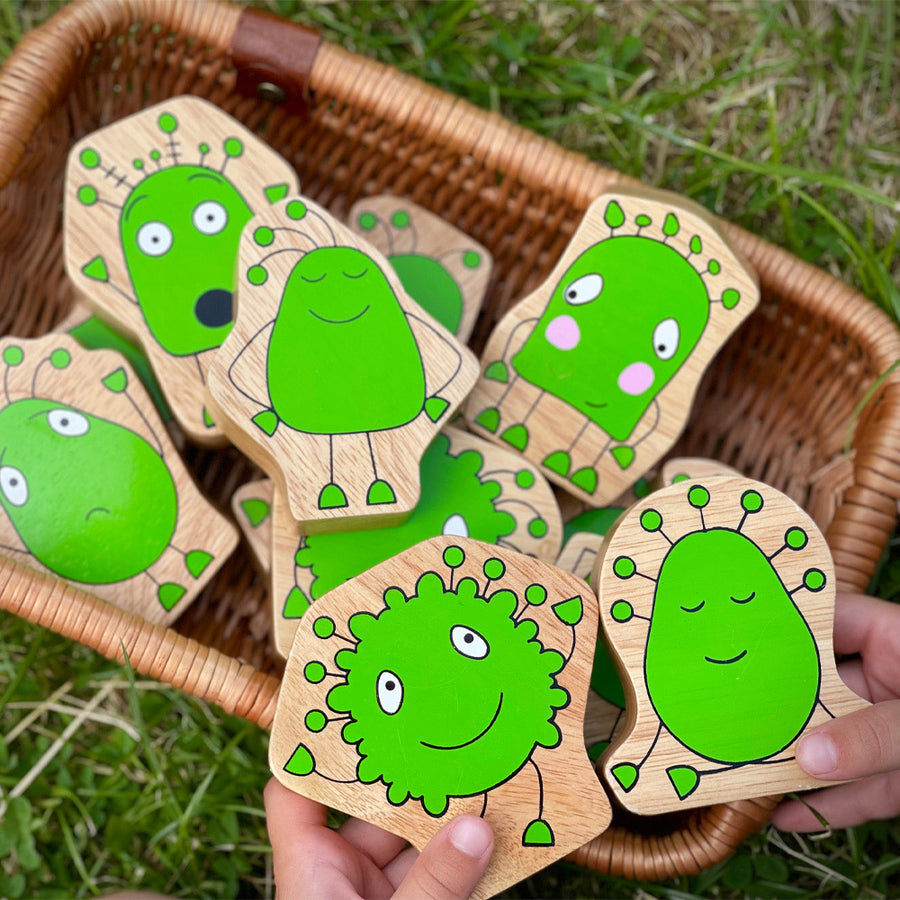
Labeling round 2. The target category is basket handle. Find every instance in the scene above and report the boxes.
[230,7,321,117]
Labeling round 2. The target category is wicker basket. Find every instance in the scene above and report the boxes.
[1,0,899,883]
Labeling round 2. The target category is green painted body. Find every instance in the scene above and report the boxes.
[0,398,177,583]
[294,434,515,599]
[389,253,463,335]
[326,569,568,816]
[267,247,426,434]
[512,236,710,441]
[646,528,820,763]
[120,165,252,356]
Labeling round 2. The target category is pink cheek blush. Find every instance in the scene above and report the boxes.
[617,361,654,395]
[545,315,580,351]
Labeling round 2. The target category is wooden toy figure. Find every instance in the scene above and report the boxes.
[466,186,759,507]
[206,196,479,530]
[269,537,610,900]
[593,475,870,813]
[64,96,300,445]
[0,335,238,625]
[231,479,273,574]
[269,427,564,658]
[348,196,493,340]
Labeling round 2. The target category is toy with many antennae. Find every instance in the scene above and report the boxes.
[206,196,478,531]
[64,96,299,444]
[0,335,237,625]
[466,185,759,507]
[593,475,870,813]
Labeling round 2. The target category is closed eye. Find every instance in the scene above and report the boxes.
[344,269,368,279]
[680,600,705,613]
[731,591,756,604]
[301,272,326,283]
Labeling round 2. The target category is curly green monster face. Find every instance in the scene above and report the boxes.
[120,165,252,356]
[513,235,711,442]
[0,398,177,584]
[320,561,570,816]
[261,235,425,435]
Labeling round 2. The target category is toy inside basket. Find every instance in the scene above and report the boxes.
[1,0,899,883]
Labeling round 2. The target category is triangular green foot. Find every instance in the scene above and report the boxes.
[424,396,449,422]
[611,762,639,792]
[203,407,215,428]
[484,360,508,383]
[252,409,279,436]
[542,450,571,477]
[318,483,348,509]
[475,407,500,433]
[367,479,396,505]
[667,765,700,800]
[158,582,187,612]
[611,446,636,470]
[102,368,127,392]
[587,740,611,763]
[522,819,554,847]
[284,742,315,777]
[571,466,598,495]
[552,595,583,626]
[185,550,213,578]
[283,586,311,619]
[501,423,529,451]
[241,498,271,527]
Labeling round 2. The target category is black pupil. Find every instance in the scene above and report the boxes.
[464,633,474,643]
[152,236,159,243]
[385,680,395,691]
[658,345,666,352]
[568,290,575,298]
[10,478,17,486]
[207,215,214,221]
[61,418,68,426]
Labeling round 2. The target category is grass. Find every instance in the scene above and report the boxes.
[1,0,899,897]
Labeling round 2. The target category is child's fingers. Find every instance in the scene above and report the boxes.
[339,816,409,869]
[393,815,493,900]
[383,845,419,888]
[832,592,900,660]
[795,700,900,781]
[264,777,329,835]
[772,770,900,831]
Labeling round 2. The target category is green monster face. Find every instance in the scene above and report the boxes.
[263,239,426,435]
[289,433,521,606]
[512,236,711,442]
[0,398,177,584]
[322,563,569,816]
[120,164,252,356]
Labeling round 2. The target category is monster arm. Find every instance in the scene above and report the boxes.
[496,316,539,361]
[405,312,463,398]
[227,321,275,409]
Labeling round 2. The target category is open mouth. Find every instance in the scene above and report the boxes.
[704,649,748,665]
[309,304,370,325]
[420,693,503,750]
[85,506,110,521]
[194,289,233,328]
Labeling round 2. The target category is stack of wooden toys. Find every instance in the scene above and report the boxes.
[0,96,860,898]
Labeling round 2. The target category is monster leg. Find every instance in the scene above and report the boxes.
[318,435,349,510]
[542,416,591,479]
[364,432,397,506]
[169,542,214,579]
[144,567,186,612]
[194,352,217,430]
[610,399,661,471]
[282,536,311,620]
[499,387,544,452]
[522,759,555,846]
[610,719,664,794]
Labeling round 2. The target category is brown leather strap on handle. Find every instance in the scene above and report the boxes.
[230,7,321,116]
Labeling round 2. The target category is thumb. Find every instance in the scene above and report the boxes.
[795,700,900,781]
[393,815,493,900]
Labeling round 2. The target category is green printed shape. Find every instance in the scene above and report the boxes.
[2,346,23,367]
[610,446,635,470]
[358,212,377,230]
[475,407,500,433]
[611,762,638,792]
[667,765,699,799]
[241,497,271,528]
[284,743,315,776]
[500,423,528,451]
[463,251,481,268]
[522,819,554,847]
[390,253,464,334]
[689,235,702,254]
[119,162,253,356]
[722,289,740,310]
[646,526,820,764]
[203,407,215,428]
[50,349,70,369]
[81,256,109,282]
[570,466,598,495]
[604,200,625,228]
[327,566,569,817]
[590,638,626,708]
[424,397,449,422]
[318,484,348,510]
[267,247,425,434]
[68,315,171,419]
[552,596,583,626]
[0,398,177,584]
[252,409,279,436]
[484,361,508,383]
[367,479,396,506]
[264,183,290,204]
[663,213,679,236]
[528,517,547,538]
[158,582,186,611]
[542,450,570,477]
[512,232,711,444]
[283,586,311,619]
[610,600,633,623]
[587,740,610,762]
[563,507,624,542]
[77,185,98,206]
[305,709,327,732]
[158,113,178,133]
[101,368,128,393]
[185,550,213,578]
[294,434,515,600]
[80,148,100,169]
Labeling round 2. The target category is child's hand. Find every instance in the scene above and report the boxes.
[264,778,493,899]
[772,592,900,831]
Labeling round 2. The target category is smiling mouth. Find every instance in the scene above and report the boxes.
[85,506,110,521]
[704,649,748,665]
[584,400,608,409]
[309,304,370,325]
[420,693,504,750]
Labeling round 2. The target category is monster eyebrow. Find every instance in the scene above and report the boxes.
[123,193,148,223]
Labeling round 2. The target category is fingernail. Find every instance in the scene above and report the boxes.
[797,732,838,776]
[449,815,492,858]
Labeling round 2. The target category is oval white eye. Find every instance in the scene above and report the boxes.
[136,221,173,257]
[0,466,27,507]
[442,514,469,537]
[653,318,680,361]
[193,201,228,236]
[47,409,89,437]
[563,273,603,305]
[450,626,489,660]
[376,670,403,715]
